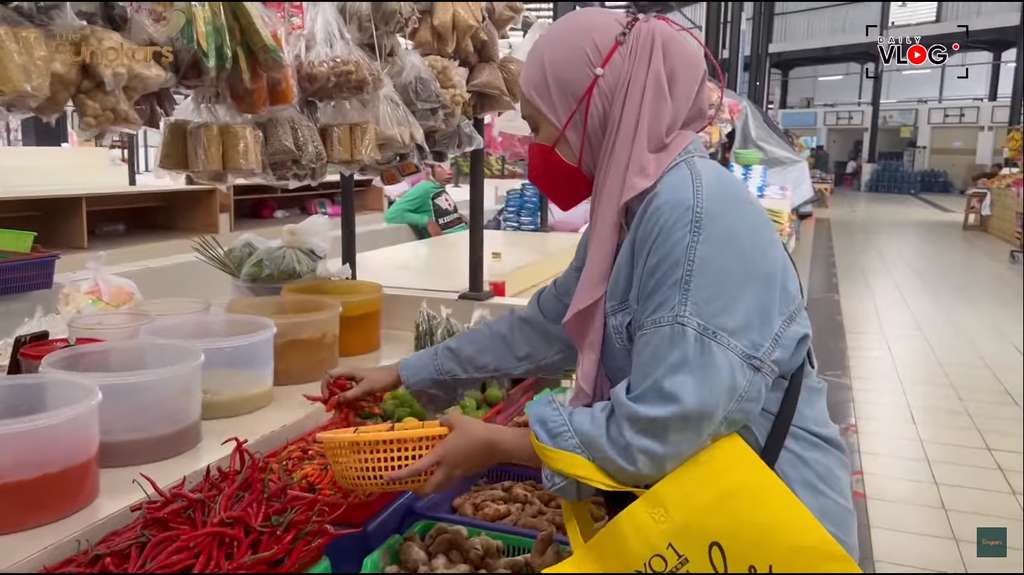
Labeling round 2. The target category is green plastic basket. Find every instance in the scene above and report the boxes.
[306,556,332,573]
[361,520,555,573]
[0,229,36,253]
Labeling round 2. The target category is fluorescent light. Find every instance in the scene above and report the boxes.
[817,75,844,81]
[1009,63,1017,67]
[901,69,932,75]
[881,99,897,103]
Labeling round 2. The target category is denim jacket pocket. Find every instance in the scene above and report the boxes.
[606,301,634,350]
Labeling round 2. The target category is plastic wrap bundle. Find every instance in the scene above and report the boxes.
[259,107,328,186]
[296,2,380,102]
[424,116,483,157]
[423,56,469,128]
[339,2,417,61]
[158,94,264,182]
[371,78,426,163]
[467,61,514,115]
[414,301,440,351]
[318,98,378,169]
[389,48,446,132]
[240,215,330,283]
[729,163,768,198]
[501,182,541,231]
[0,6,50,113]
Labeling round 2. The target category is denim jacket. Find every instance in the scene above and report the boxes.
[399,142,858,558]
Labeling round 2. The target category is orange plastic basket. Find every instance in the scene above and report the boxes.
[317,420,449,492]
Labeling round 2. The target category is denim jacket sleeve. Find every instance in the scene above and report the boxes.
[526,156,766,500]
[397,234,588,412]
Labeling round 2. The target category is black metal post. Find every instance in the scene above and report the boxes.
[988,50,1003,102]
[746,2,763,100]
[779,68,789,110]
[1010,10,1024,127]
[126,133,137,186]
[867,1,891,162]
[459,117,492,301]
[937,62,946,104]
[761,2,775,111]
[726,2,743,91]
[704,2,723,63]
[553,2,574,19]
[340,173,357,279]
[858,66,865,103]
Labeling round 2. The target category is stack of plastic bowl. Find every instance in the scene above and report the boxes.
[142,314,276,419]
[136,298,211,323]
[40,340,204,467]
[0,373,101,534]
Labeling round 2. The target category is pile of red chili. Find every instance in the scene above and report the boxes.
[302,376,383,427]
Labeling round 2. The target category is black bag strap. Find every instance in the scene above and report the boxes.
[759,354,807,469]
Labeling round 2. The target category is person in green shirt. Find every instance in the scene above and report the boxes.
[385,162,468,238]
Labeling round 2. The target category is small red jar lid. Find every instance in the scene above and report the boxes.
[18,338,103,361]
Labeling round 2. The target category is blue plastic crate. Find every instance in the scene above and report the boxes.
[0,249,59,296]
[324,491,419,573]
[413,465,569,545]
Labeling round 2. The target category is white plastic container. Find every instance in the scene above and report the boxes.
[142,314,276,419]
[40,340,203,467]
[136,298,211,321]
[68,311,154,341]
[0,373,101,534]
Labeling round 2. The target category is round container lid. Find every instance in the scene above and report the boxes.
[18,338,103,362]
[136,298,210,318]
[68,311,154,332]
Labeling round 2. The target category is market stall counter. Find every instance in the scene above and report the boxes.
[353,230,581,297]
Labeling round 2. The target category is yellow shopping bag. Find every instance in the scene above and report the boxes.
[532,433,860,573]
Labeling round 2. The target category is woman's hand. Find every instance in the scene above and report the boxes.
[322,364,401,402]
[388,413,538,494]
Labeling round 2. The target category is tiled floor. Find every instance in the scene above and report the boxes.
[829,191,1024,572]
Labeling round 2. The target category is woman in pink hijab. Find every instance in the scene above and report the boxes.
[333,8,857,557]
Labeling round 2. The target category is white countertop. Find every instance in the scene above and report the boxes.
[352,230,581,296]
[0,329,415,572]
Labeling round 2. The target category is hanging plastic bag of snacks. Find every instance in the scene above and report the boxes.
[296,2,380,102]
[389,48,446,132]
[498,55,523,104]
[340,2,416,59]
[452,2,484,67]
[258,106,328,187]
[435,306,464,344]
[467,62,514,115]
[0,6,51,113]
[372,77,426,163]
[488,2,525,37]
[225,2,295,114]
[423,56,469,128]
[240,215,329,283]
[32,6,85,122]
[426,116,483,156]
[475,19,500,64]
[319,98,378,169]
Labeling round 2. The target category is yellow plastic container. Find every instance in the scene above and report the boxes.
[317,420,449,492]
[282,279,383,357]
[225,295,339,386]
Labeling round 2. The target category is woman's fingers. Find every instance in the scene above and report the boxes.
[322,368,363,396]
[388,445,443,482]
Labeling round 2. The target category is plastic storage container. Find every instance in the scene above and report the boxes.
[40,340,204,467]
[142,314,276,419]
[68,311,154,341]
[0,228,36,252]
[16,338,103,374]
[282,279,383,357]
[136,298,211,321]
[232,279,287,297]
[225,296,338,386]
[0,373,101,534]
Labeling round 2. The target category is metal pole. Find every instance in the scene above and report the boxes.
[126,133,137,186]
[867,2,891,162]
[988,50,1003,102]
[937,62,946,104]
[459,117,492,301]
[779,68,789,110]
[746,2,763,100]
[726,2,743,91]
[1010,9,1024,127]
[340,173,356,279]
[705,2,724,63]
[761,2,775,111]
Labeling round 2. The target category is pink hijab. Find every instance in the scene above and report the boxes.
[520,8,712,407]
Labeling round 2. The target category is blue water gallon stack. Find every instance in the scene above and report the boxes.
[916,170,954,194]
[502,183,542,231]
[729,163,768,198]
